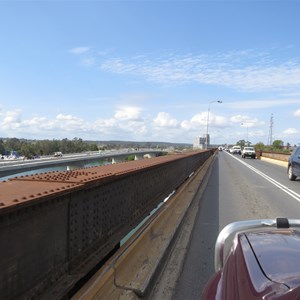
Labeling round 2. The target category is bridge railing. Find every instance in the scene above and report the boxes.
[0,150,213,299]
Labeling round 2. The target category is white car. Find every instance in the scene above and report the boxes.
[241,147,256,159]
[231,146,242,155]
[54,152,63,157]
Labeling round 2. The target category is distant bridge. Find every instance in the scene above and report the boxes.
[0,149,163,178]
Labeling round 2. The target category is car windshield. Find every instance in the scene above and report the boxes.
[244,147,254,150]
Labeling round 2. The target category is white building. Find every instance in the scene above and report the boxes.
[193,135,209,149]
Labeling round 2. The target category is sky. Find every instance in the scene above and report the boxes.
[1,0,300,146]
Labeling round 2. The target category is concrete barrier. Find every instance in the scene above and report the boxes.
[72,154,216,299]
[260,156,288,168]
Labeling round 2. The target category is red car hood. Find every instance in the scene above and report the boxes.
[246,229,300,288]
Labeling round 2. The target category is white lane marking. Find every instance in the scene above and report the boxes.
[225,152,300,202]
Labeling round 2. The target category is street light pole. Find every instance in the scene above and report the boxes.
[206,100,222,149]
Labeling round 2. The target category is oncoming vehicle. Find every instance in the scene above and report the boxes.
[241,146,256,159]
[202,218,300,300]
[288,146,300,181]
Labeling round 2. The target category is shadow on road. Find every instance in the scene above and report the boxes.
[173,155,220,299]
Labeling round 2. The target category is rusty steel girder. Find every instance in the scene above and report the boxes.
[0,151,213,299]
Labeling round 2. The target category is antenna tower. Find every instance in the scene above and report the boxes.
[268,113,273,146]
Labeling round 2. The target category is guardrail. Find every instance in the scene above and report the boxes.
[0,150,213,299]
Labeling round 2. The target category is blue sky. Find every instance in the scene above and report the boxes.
[1,1,300,146]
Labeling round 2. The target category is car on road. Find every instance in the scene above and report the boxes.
[230,146,241,155]
[241,146,256,159]
[202,218,300,300]
[54,152,63,157]
[288,146,300,181]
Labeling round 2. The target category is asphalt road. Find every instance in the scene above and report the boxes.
[152,151,300,300]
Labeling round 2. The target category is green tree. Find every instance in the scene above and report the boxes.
[73,137,88,153]
[255,142,265,151]
[5,138,21,152]
[236,139,246,148]
[20,143,35,158]
[272,140,284,150]
[125,155,135,161]
[89,143,99,151]
[0,140,5,155]
[60,138,73,154]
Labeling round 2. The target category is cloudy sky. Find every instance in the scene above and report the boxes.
[1,0,300,146]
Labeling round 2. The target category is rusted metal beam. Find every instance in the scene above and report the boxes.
[0,151,213,299]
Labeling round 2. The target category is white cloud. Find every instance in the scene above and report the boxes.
[114,106,142,121]
[0,98,295,145]
[230,115,247,123]
[81,57,95,66]
[25,116,47,125]
[181,120,193,130]
[94,118,117,128]
[69,47,90,55]
[213,115,228,126]
[294,109,300,117]
[227,99,300,110]
[283,128,298,135]
[56,114,79,121]
[230,115,264,127]
[1,109,22,125]
[153,112,178,128]
[190,112,208,126]
[249,130,265,138]
[99,51,300,92]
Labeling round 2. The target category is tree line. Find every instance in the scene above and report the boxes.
[0,137,99,159]
[235,139,294,154]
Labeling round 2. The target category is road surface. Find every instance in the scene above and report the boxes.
[149,150,300,300]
